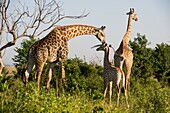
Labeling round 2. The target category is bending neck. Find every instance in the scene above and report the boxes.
[57,25,97,40]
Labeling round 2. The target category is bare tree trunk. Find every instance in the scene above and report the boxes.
[0,51,4,76]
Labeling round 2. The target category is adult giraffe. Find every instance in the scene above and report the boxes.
[24,24,106,96]
[114,8,138,94]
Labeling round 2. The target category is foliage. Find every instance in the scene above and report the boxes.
[64,58,103,98]
[0,76,13,91]
[12,38,37,79]
[153,43,170,83]
[7,35,170,112]
[130,33,154,79]
[0,75,169,112]
[130,33,170,85]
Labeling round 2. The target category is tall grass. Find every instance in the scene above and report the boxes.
[0,75,169,113]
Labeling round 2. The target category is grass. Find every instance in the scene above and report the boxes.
[0,76,170,113]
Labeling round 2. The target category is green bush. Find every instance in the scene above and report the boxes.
[130,77,170,112]
[65,58,103,96]
[1,75,169,112]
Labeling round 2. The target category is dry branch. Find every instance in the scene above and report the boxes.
[0,0,88,52]
[0,0,88,74]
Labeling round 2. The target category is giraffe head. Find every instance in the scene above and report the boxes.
[92,43,110,52]
[126,8,138,21]
[95,26,106,44]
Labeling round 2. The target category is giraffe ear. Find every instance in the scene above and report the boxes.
[100,26,106,30]
[126,12,130,15]
[95,26,106,31]
[131,8,134,13]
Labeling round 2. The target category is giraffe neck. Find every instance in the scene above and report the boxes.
[104,47,111,68]
[55,25,97,40]
[122,15,133,45]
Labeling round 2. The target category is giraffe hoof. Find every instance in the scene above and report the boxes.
[46,87,50,93]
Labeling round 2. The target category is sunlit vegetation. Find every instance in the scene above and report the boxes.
[0,34,170,112]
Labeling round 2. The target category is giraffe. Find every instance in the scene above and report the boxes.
[24,24,106,96]
[92,44,129,108]
[114,8,138,93]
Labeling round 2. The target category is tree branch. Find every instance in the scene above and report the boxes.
[0,0,89,50]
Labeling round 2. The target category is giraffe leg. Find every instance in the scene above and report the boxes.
[59,61,67,90]
[124,58,133,93]
[24,59,34,86]
[36,63,45,94]
[103,80,108,99]
[109,81,113,106]
[124,87,130,108]
[103,80,108,106]
[56,78,59,97]
[116,84,120,108]
[46,63,55,92]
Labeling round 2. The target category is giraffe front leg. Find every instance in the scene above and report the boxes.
[61,63,67,89]
[124,57,133,95]
[109,81,113,107]
[46,67,52,92]
[58,59,67,94]
[103,80,108,105]
[103,80,108,100]
[116,85,120,108]
[58,44,68,93]
[36,63,44,95]
[46,63,55,92]
[56,78,59,97]
[124,88,130,108]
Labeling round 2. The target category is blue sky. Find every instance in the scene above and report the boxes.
[2,0,170,65]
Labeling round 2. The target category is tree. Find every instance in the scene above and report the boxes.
[129,33,154,79]
[153,43,170,83]
[0,0,88,75]
[12,38,37,78]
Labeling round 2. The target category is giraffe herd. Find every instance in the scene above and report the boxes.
[24,8,138,108]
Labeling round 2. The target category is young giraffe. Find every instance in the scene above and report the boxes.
[24,24,106,95]
[92,44,129,108]
[114,8,138,93]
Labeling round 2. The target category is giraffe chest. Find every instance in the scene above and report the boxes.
[117,43,132,57]
[104,66,117,82]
